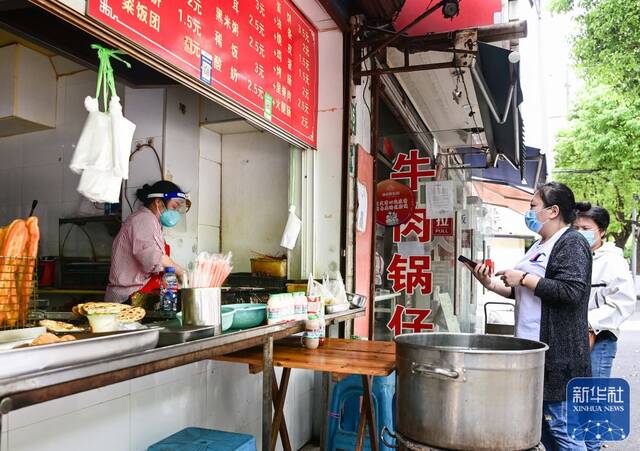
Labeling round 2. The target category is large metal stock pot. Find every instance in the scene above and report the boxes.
[395,333,548,451]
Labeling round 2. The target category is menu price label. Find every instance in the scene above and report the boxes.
[88,0,318,147]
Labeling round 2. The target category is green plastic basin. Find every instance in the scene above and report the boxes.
[226,303,267,329]
[221,306,235,331]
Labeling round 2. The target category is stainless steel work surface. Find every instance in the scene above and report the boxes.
[0,328,160,380]
[0,308,364,400]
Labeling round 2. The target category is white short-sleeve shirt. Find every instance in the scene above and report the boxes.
[514,227,569,341]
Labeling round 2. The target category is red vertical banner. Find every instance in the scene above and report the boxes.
[355,146,373,338]
[88,0,318,147]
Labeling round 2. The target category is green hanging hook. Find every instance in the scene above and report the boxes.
[91,44,131,111]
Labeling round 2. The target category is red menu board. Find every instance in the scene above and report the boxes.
[88,0,318,147]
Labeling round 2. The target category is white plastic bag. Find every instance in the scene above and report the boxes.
[323,271,348,306]
[70,96,113,174]
[109,95,136,180]
[280,205,302,250]
[77,167,122,203]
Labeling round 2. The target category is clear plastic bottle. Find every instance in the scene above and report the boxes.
[160,267,179,312]
[294,292,308,321]
[267,294,284,325]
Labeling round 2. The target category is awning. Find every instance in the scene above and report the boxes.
[472,181,532,215]
[471,42,525,176]
[461,146,547,191]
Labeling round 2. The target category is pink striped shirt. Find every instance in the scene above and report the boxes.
[105,207,165,302]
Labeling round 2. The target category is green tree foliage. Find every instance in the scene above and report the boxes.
[554,86,640,247]
[549,0,640,96]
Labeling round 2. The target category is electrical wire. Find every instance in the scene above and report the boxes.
[362,59,371,119]
[457,66,481,133]
[122,142,164,213]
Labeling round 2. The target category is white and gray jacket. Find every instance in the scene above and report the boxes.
[589,242,636,337]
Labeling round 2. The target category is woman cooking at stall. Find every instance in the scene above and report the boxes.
[105,180,188,305]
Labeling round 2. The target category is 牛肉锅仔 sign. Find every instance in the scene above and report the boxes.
[88,0,318,148]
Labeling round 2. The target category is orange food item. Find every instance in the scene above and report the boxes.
[19,217,39,324]
[0,220,29,326]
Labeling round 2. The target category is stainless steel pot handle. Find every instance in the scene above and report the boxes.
[411,362,459,379]
[380,426,399,449]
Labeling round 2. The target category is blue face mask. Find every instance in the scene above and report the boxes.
[159,209,181,227]
[524,209,546,233]
[578,230,597,247]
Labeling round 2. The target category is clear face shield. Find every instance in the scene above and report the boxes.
[147,191,191,227]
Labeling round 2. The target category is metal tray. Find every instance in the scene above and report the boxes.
[0,328,161,379]
[157,325,216,347]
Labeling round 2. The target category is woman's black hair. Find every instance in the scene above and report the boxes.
[537,182,577,224]
[136,180,183,208]
[575,201,610,231]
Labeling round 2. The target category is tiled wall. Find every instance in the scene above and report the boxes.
[1,361,315,451]
[221,132,290,272]
[197,127,222,254]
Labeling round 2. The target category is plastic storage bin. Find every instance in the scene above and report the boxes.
[148,427,256,451]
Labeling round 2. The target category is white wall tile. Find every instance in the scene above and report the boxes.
[200,127,222,163]
[130,372,207,451]
[198,158,221,227]
[8,396,130,451]
[198,225,220,253]
[128,136,165,194]
[124,88,165,141]
[294,369,315,400]
[7,381,130,431]
[22,164,63,204]
[0,168,23,204]
[206,362,261,430]
[221,132,290,272]
[21,130,63,167]
[163,86,200,267]
[0,136,24,169]
[61,168,82,205]
[1,432,6,451]
[295,390,313,448]
[317,30,343,111]
[130,362,207,393]
[315,108,344,276]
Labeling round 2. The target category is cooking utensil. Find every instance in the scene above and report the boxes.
[395,333,547,451]
[226,303,266,329]
[180,288,222,334]
[28,199,38,216]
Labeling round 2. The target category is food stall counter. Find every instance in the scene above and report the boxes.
[0,307,364,408]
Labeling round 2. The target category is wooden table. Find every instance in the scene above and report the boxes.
[216,337,396,451]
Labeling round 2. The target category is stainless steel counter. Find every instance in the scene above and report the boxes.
[0,307,363,409]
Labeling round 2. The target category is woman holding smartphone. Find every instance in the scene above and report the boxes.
[466,182,592,451]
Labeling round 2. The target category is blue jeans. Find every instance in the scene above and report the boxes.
[541,401,587,451]
[585,334,618,451]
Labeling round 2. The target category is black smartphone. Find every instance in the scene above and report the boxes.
[457,255,478,268]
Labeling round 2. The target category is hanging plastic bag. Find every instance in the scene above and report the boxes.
[69,96,112,174]
[109,95,136,180]
[77,168,122,203]
[280,205,302,250]
[69,45,134,203]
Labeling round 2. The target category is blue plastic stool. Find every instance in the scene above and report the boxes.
[148,427,257,451]
[326,372,396,451]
